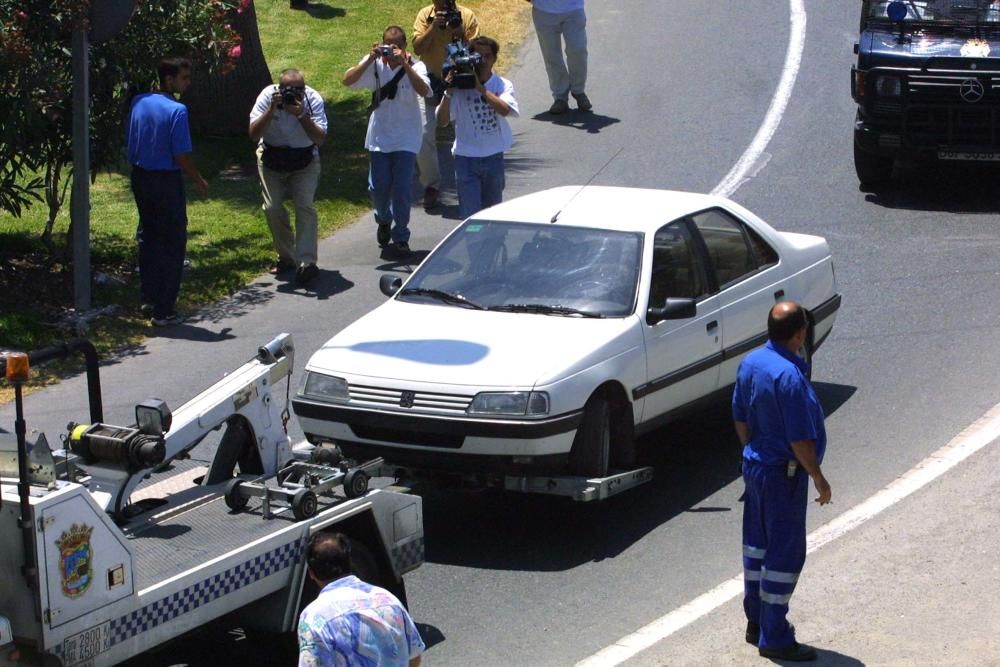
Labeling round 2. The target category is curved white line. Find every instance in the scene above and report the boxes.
[576,401,1000,667]
[711,0,807,198]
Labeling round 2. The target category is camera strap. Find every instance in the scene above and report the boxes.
[368,65,408,113]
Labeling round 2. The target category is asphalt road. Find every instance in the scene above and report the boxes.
[4,1,1000,665]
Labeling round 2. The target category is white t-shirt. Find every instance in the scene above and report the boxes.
[348,57,430,154]
[447,73,519,158]
[249,84,328,156]
[533,0,585,13]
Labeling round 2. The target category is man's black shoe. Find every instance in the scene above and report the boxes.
[295,263,319,285]
[392,241,411,257]
[758,642,818,662]
[746,621,760,646]
[377,223,391,247]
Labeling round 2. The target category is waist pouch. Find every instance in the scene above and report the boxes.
[262,144,314,172]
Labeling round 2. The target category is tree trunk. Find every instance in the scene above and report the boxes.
[183,0,272,136]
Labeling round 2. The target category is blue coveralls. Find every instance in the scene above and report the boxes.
[732,340,826,650]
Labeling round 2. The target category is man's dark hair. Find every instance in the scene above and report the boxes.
[471,36,499,57]
[306,532,352,582]
[383,25,406,44]
[158,57,192,87]
[767,302,807,343]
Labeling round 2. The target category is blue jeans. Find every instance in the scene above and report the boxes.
[369,150,417,243]
[455,153,505,220]
[132,167,188,319]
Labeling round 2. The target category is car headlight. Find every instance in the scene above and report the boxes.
[875,75,901,97]
[300,371,349,402]
[467,391,549,417]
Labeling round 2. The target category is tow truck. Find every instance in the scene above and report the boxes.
[0,334,424,667]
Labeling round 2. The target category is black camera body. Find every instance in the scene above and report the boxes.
[442,40,482,90]
[436,1,462,30]
[278,85,303,107]
[376,44,394,58]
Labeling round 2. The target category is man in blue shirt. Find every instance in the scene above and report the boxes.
[298,532,424,667]
[127,57,208,326]
[732,301,832,662]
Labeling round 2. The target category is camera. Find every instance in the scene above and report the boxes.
[376,44,394,58]
[442,40,482,90]
[279,85,303,107]
[436,1,462,30]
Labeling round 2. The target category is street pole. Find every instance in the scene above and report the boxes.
[71,27,91,312]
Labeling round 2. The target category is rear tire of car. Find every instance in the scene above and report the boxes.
[569,395,611,478]
[853,143,893,189]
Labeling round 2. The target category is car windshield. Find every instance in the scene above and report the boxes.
[868,0,1000,23]
[398,220,643,318]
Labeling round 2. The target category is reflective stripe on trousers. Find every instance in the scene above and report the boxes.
[742,459,808,650]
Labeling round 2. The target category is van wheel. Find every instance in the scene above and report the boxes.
[569,395,610,478]
[854,143,893,189]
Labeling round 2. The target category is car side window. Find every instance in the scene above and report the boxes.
[649,220,710,307]
[691,209,758,287]
[746,225,779,269]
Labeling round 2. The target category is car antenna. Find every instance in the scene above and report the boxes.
[550,146,624,223]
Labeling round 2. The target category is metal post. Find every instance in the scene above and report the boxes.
[14,382,38,594]
[71,27,91,312]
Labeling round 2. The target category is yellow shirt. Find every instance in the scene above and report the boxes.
[412,4,480,77]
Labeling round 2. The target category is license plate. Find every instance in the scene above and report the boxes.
[937,149,1000,161]
[62,622,111,666]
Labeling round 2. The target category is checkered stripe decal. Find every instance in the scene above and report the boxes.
[110,540,301,644]
[392,537,424,574]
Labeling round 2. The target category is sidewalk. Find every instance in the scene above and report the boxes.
[622,435,1000,667]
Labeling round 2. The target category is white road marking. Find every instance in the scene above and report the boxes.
[711,0,807,198]
[576,401,1000,667]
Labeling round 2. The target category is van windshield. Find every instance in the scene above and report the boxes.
[868,1,1000,23]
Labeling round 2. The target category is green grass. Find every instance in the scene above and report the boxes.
[0,0,528,397]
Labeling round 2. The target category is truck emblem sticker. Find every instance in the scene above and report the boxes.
[960,78,985,104]
[399,391,416,408]
[961,38,990,58]
[57,524,94,599]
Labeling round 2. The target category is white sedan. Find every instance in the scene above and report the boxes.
[293,186,841,478]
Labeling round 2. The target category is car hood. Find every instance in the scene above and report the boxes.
[305,300,640,388]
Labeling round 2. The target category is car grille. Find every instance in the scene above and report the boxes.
[903,72,1000,148]
[348,383,474,414]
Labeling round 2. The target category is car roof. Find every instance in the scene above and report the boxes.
[469,186,730,233]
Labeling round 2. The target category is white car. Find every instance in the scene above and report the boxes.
[293,186,841,478]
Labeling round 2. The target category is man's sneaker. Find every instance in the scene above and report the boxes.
[392,241,411,257]
[151,314,184,327]
[423,186,440,209]
[139,303,154,319]
[572,92,593,112]
[377,223,391,247]
[548,98,569,115]
[269,258,296,275]
[758,642,818,662]
[745,621,760,646]
[295,263,320,285]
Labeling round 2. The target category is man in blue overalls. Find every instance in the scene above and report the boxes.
[732,301,832,661]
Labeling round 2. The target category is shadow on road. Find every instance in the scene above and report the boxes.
[421,382,856,572]
[862,162,1000,213]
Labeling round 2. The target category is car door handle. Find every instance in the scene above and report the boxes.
[774,289,785,300]
[706,320,718,332]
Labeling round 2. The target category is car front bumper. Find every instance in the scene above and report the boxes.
[293,398,582,472]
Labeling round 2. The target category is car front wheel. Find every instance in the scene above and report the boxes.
[853,142,893,189]
[569,394,610,478]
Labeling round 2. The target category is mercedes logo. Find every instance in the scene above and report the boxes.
[959,78,985,103]
[399,390,415,408]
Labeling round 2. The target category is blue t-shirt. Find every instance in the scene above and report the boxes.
[732,340,826,465]
[126,93,193,171]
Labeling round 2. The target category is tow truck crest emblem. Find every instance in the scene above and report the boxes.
[56,524,94,598]
[960,78,985,103]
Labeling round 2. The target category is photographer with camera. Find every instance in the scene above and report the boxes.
[526,0,591,114]
[436,36,519,219]
[249,68,328,285]
[343,26,431,257]
[412,0,479,209]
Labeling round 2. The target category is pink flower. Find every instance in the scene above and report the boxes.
[14,10,28,21]
[229,45,242,58]
[239,0,251,9]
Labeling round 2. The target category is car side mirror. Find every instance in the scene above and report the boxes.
[379,274,403,296]
[646,297,697,325]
